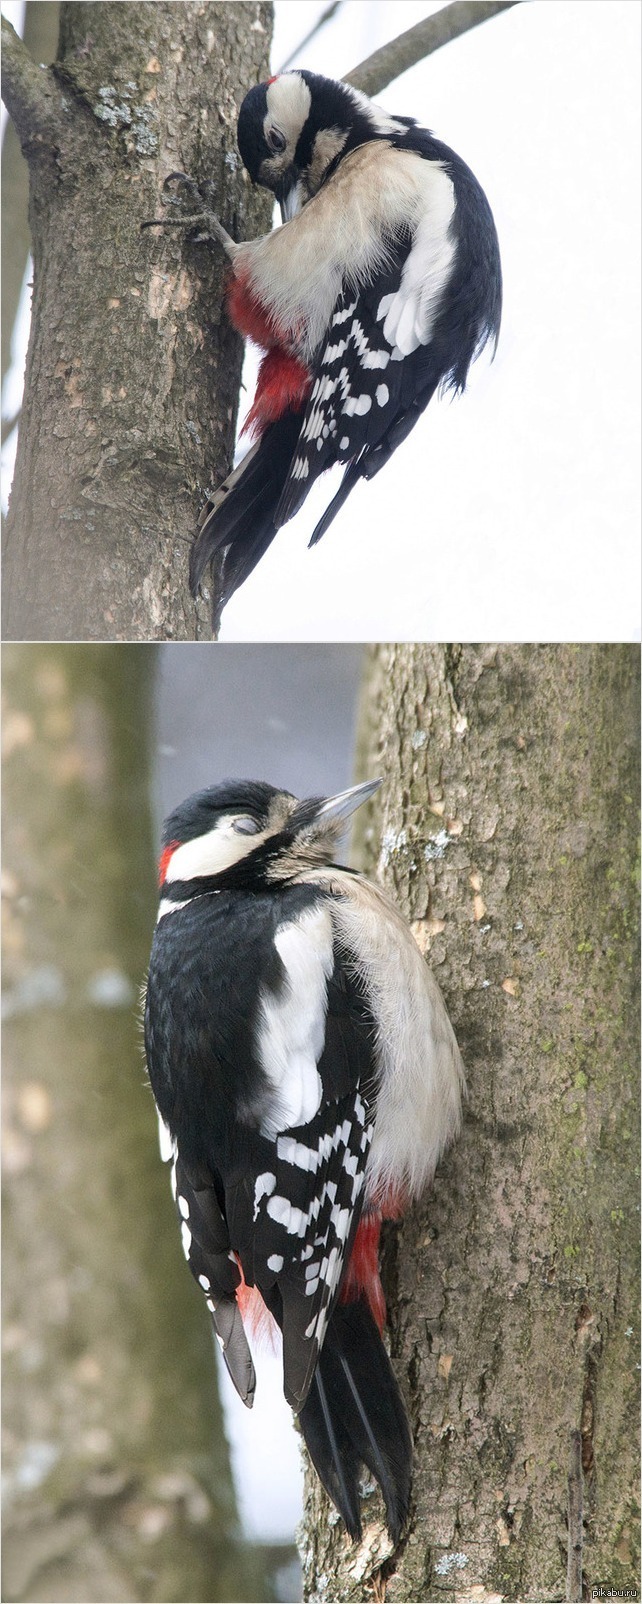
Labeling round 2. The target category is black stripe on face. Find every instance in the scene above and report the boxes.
[237,83,270,180]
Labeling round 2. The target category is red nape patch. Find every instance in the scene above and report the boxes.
[242,348,312,439]
[158,840,179,888]
[235,1259,279,1351]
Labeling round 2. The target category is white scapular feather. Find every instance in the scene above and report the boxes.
[257,904,334,1136]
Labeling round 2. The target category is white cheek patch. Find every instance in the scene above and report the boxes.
[164,820,263,882]
[257,904,334,1136]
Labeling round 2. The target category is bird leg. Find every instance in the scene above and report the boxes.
[141,172,237,258]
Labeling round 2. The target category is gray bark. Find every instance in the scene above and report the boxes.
[2,2,273,641]
[301,644,640,1602]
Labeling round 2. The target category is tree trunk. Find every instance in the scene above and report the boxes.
[1,4,60,405]
[301,644,640,1602]
[2,2,273,641]
[1,644,277,1603]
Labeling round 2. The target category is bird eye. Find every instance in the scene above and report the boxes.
[231,816,262,836]
[266,127,286,155]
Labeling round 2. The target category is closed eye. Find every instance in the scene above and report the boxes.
[232,816,262,836]
[266,126,286,155]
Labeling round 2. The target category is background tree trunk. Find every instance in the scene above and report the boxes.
[301,644,640,1602]
[2,2,273,641]
[1,644,284,1603]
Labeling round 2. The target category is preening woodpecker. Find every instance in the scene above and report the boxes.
[152,69,502,624]
[143,777,465,1540]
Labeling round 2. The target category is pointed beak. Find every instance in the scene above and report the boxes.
[314,778,382,826]
[279,181,303,223]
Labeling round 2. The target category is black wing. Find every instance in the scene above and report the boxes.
[223,942,377,1411]
[274,233,443,532]
[147,888,378,1412]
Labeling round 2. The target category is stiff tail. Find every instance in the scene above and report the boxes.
[189,411,303,627]
[298,1297,412,1543]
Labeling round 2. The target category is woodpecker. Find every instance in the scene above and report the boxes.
[143,777,464,1541]
[149,69,501,624]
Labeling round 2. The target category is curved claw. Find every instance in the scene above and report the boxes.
[162,168,199,193]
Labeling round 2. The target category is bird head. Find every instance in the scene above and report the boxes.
[236,70,394,220]
[158,777,382,892]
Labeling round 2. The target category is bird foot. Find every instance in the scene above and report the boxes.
[141,172,236,255]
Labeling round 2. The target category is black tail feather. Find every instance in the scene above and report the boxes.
[298,1298,412,1544]
[308,462,363,548]
[189,412,303,623]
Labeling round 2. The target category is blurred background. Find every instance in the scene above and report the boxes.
[2,642,365,1603]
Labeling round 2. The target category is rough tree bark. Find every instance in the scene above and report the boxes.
[1,645,283,1603]
[1,2,273,641]
[301,644,640,1603]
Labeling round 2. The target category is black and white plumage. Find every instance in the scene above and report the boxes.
[144,778,465,1541]
[168,70,502,623]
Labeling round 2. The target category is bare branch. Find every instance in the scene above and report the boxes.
[345,1,520,98]
[1,15,64,152]
[278,0,344,72]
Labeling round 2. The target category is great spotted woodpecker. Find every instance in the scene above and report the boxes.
[143,777,464,1540]
[150,70,502,625]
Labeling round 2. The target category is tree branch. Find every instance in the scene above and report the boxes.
[1,16,64,151]
[278,0,344,72]
[345,1,520,98]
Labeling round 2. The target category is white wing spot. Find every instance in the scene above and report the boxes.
[254,1171,277,1220]
[376,384,390,407]
[333,300,357,326]
[361,349,390,370]
[343,393,372,417]
[267,1253,284,1272]
[267,1194,307,1235]
[277,1135,319,1173]
[180,1221,192,1258]
[198,1274,211,1291]
[177,1194,190,1220]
